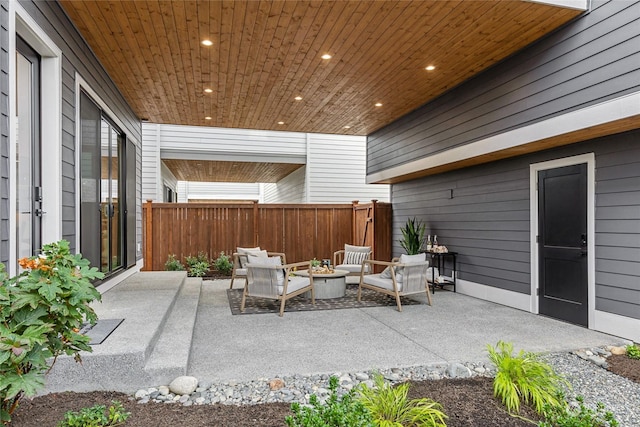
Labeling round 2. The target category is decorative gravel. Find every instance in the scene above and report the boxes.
[135,347,640,426]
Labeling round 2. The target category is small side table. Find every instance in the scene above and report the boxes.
[293,269,349,299]
[424,251,457,294]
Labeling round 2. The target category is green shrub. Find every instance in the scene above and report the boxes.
[539,395,618,427]
[357,373,447,427]
[164,254,185,271]
[58,400,130,427]
[487,341,568,414]
[213,251,233,275]
[185,252,210,277]
[285,376,374,427]
[0,240,103,424]
[625,343,640,360]
[399,218,426,255]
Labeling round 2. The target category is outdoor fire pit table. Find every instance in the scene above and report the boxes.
[294,269,349,299]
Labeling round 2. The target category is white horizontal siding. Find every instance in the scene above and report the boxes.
[177,181,261,202]
[154,123,307,163]
[142,124,388,204]
[161,162,177,191]
[141,123,162,202]
[263,167,306,203]
[307,134,389,203]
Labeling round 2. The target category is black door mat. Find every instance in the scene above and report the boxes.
[80,318,124,345]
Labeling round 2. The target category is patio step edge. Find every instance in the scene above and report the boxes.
[143,277,202,386]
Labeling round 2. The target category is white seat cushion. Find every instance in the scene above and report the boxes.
[279,276,310,295]
[234,267,248,277]
[362,274,401,292]
[335,264,370,274]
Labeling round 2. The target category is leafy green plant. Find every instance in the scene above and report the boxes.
[310,258,322,268]
[0,240,103,424]
[57,400,130,427]
[399,218,426,255]
[625,343,640,360]
[164,254,185,271]
[213,251,233,275]
[357,372,447,427]
[539,394,618,427]
[285,376,374,427]
[185,252,210,277]
[487,341,568,415]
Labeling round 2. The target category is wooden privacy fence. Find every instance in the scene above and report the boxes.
[143,200,391,271]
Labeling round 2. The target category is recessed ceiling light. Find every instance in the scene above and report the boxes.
[201,39,213,47]
[205,116,212,120]
[278,121,285,125]
[344,125,351,129]
[294,96,303,101]
[375,102,383,107]
[321,53,332,60]
[425,65,436,71]
[204,88,213,93]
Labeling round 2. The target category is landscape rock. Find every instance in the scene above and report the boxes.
[610,346,627,355]
[169,376,199,395]
[447,362,472,378]
[269,378,285,390]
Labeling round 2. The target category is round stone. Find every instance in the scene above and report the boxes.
[169,376,199,395]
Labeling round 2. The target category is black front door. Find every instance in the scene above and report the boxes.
[538,164,588,326]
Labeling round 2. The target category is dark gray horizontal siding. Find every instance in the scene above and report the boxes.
[368,0,640,174]
[21,1,142,255]
[392,129,640,321]
[0,0,7,265]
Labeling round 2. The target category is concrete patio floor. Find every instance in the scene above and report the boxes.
[189,279,623,383]
[45,272,626,393]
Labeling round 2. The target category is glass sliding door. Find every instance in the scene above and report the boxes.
[100,119,123,273]
[15,37,42,267]
[80,91,126,276]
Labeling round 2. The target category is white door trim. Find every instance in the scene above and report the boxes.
[529,153,595,328]
[10,2,62,275]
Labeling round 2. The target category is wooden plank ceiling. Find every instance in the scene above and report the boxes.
[60,1,582,182]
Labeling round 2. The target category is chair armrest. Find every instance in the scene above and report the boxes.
[333,250,345,266]
[232,253,242,268]
[363,259,398,268]
[267,252,287,264]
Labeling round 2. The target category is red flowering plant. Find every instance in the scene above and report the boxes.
[0,240,103,424]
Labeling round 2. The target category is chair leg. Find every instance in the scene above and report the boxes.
[310,286,315,305]
[279,297,287,317]
[425,286,433,306]
[240,288,247,312]
[229,273,236,289]
[357,283,363,302]
[394,292,403,312]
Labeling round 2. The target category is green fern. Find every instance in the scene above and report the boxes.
[487,341,568,415]
[357,373,447,427]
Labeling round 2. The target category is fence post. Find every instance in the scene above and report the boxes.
[144,199,153,271]
[351,200,359,244]
[253,200,259,246]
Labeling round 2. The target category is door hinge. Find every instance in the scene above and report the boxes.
[536,288,539,296]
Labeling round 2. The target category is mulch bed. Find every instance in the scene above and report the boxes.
[10,357,639,427]
[607,354,640,384]
[11,377,538,427]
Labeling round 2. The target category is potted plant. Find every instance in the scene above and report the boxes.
[399,217,426,255]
